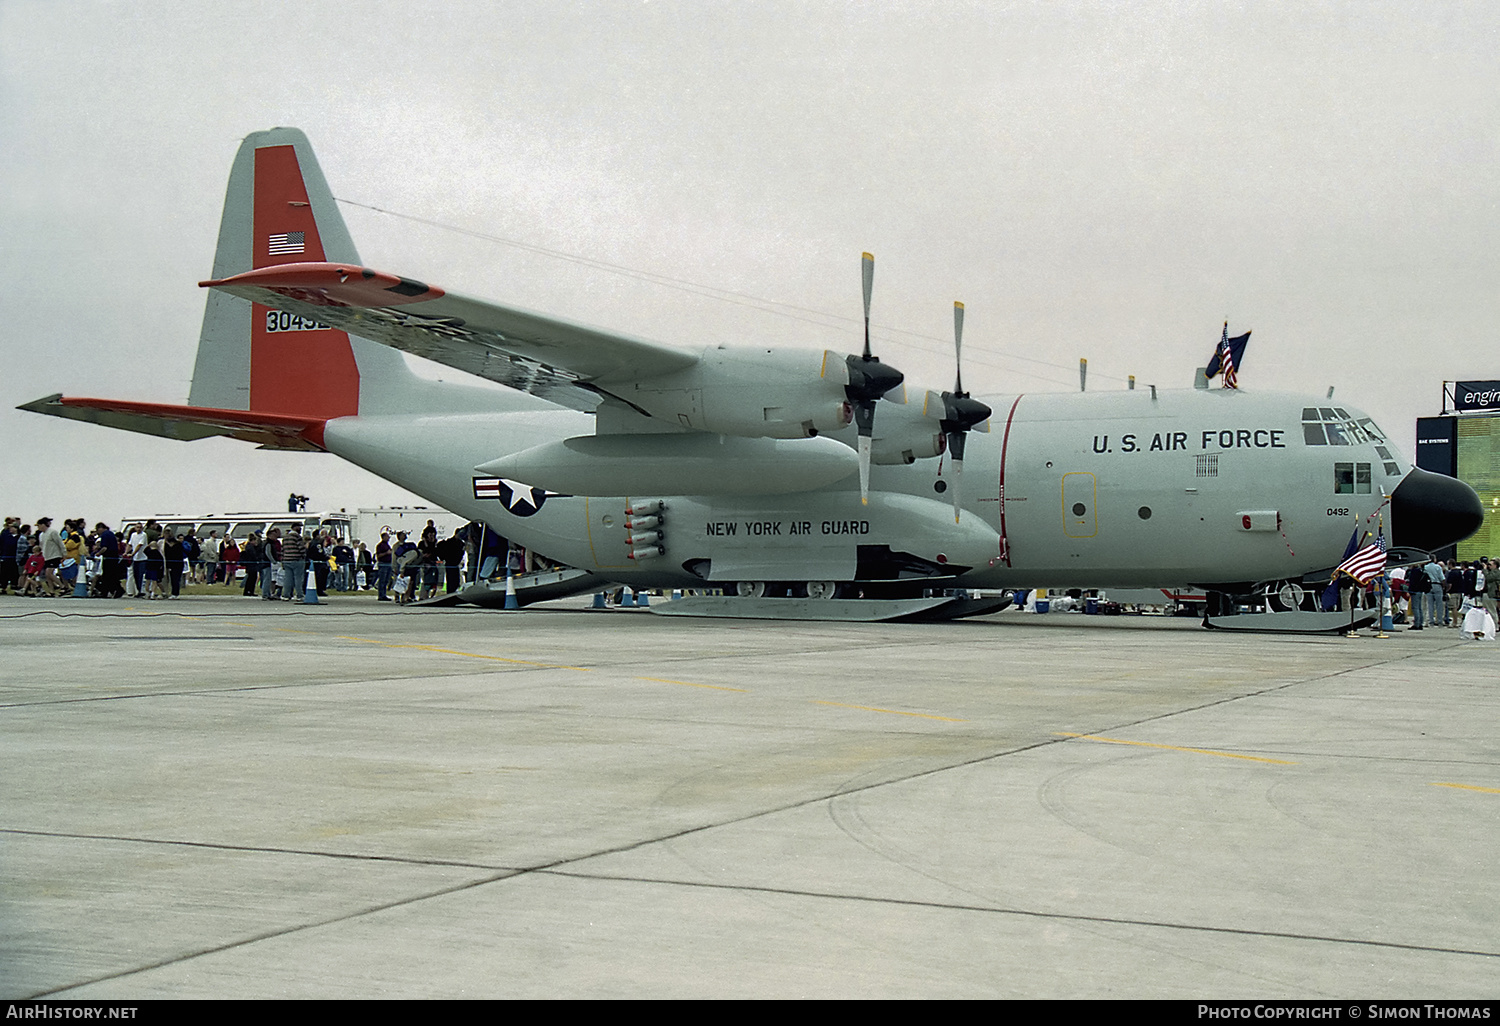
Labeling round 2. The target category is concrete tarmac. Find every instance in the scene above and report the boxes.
[2,594,1497,998]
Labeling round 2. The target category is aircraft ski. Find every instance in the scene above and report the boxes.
[647,593,1013,623]
[1203,609,1381,634]
[20,127,1485,621]
[413,568,611,608]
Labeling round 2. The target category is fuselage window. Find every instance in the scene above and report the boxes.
[1335,463,1354,494]
[1335,462,1372,494]
[1304,423,1327,445]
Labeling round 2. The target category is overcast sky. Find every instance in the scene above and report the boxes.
[4,0,1497,523]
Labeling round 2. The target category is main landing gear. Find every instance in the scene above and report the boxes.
[736,580,841,600]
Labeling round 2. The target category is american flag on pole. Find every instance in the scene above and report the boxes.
[1205,323,1250,389]
[268,231,306,255]
[1219,333,1238,389]
[1335,533,1387,585]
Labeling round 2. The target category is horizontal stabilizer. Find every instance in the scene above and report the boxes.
[18,394,328,451]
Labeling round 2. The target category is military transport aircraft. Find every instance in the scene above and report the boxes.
[21,128,1484,612]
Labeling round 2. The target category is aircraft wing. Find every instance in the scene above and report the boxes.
[201,263,700,413]
[16,395,330,451]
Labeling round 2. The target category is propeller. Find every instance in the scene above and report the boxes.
[845,252,905,506]
[936,301,992,523]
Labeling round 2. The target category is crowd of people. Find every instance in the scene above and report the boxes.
[0,516,526,604]
[12,513,1491,628]
[1389,557,1499,636]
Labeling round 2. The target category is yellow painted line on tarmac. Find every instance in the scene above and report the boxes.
[1431,782,1500,794]
[330,635,591,671]
[398,642,593,671]
[636,676,749,693]
[816,701,967,723]
[1056,732,1296,764]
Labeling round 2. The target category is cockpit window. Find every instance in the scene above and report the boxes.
[1302,408,1389,447]
[1374,445,1401,476]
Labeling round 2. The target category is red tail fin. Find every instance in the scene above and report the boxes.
[191,129,361,419]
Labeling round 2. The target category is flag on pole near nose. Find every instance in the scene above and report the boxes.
[1335,533,1388,585]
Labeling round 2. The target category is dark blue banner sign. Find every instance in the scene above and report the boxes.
[1452,381,1500,412]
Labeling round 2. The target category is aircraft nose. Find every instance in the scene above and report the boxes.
[1390,467,1483,552]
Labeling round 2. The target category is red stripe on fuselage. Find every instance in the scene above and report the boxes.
[248,145,359,418]
[997,394,1024,566]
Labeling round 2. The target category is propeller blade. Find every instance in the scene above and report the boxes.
[850,391,882,505]
[861,252,874,359]
[940,300,988,522]
[857,434,872,506]
[953,301,964,394]
[949,451,965,522]
[845,252,903,506]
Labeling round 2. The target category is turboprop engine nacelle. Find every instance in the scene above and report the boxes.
[868,396,946,465]
[618,347,855,439]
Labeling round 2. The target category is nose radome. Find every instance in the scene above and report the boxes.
[1390,468,1483,552]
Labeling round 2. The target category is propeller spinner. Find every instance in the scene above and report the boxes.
[845,252,905,505]
[936,301,992,523]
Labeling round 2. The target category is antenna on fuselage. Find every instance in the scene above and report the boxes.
[1079,358,1087,392]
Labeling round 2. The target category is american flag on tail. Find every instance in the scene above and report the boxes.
[268,231,306,255]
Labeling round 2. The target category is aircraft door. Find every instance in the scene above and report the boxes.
[1062,472,1097,538]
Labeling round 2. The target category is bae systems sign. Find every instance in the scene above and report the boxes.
[1454,380,1500,412]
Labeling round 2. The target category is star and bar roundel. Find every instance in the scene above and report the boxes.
[473,477,549,517]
